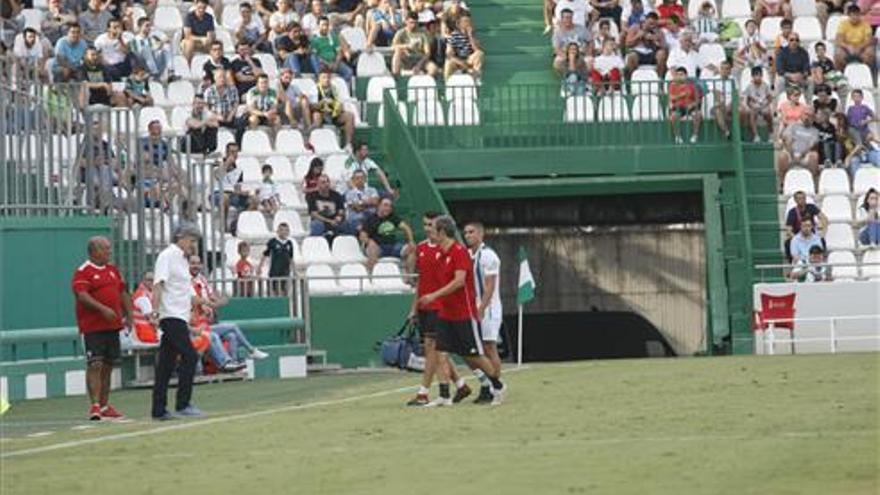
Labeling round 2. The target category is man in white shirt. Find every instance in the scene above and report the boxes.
[463,221,503,404]
[666,30,699,77]
[341,141,396,195]
[94,17,132,80]
[13,27,49,67]
[554,0,592,27]
[151,223,206,420]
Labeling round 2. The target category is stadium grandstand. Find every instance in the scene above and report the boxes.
[0,0,878,491]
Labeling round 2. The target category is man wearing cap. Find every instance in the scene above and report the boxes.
[391,12,436,76]
[151,223,207,420]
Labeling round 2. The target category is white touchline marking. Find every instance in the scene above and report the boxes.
[25,432,55,438]
[70,425,97,431]
[1,366,532,459]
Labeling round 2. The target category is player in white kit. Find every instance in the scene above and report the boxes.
[463,222,503,403]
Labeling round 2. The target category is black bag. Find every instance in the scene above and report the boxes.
[377,320,424,371]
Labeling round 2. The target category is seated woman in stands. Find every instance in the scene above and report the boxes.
[856,188,880,246]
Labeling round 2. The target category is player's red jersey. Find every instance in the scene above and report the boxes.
[416,240,443,311]
[437,241,478,321]
[71,261,126,333]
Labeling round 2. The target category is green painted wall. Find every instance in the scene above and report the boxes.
[0,217,112,331]
[310,293,412,368]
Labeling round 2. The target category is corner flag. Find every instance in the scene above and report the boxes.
[517,247,535,305]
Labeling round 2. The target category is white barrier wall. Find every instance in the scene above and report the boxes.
[753,281,880,354]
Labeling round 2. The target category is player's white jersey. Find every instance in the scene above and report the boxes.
[471,243,502,321]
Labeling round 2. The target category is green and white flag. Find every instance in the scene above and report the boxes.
[517,247,535,306]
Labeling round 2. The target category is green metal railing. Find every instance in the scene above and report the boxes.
[389,80,741,150]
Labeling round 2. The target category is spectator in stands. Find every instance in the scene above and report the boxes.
[755,0,792,25]
[590,39,623,95]
[94,18,131,81]
[308,174,349,238]
[543,0,557,34]
[811,83,838,114]
[281,25,321,76]
[204,68,242,136]
[777,113,821,183]
[857,188,880,246]
[425,17,447,72]
[213,142,250,228]
[785,190,828,258]
[202,41,231,83]
[359,197,416,272]
[366,0,402,49]
[245,73,282,132]
[847,132,880,177]
[846,89,875,146]
[312,16,354,82]
[258,222,295,295]
[392,12,436,76]
[235,241,256,297]
[562,42,590,95]
[711,61,735,139]
[835,4,875,70]
[444,14,483,80]
[811,42,835,75]
[184,95,219,154]
[776,33,810,93]
[741,67,774,142]
[859,0,880,29]
[590,0,622,29]
[42,0,77,46]
[691,1,718,43]
[301,0,324,36]
[255,0,278,24]
[269,0,300,42]
[311,69,355,150]
[342,142,396,195]
[278,68,312,128]
[123,65,153,107]
[656,0,685,32]
[182,0,216,63]
[302,157,324,195]
[625,0,649,28]
[552,9,590,75]
[814,110,842,166]
[789,217,825,263]
[78,0,112,43]
[667,66,702,144]
[733,20,767,77]
[789,245,831,282]
[13,28,49,70]
[554,0,591,27]
[777,87,809,136]
[80,47,126,107]
[591,19,615,53]
[257,163,281,217]
[344,169,379,231]
[231,42,265,97]
[141,119,183,207]
[53,22,87,82]
[131,271,160,344]
[817,0,845,32]
[624,12,667,78]
[130,18,172,82]
[76,120,117,211]
[667,30,698,78]
[771,18,793,54]
[835,111,861,172]
[235,2,270,53]
[327,0,367,28]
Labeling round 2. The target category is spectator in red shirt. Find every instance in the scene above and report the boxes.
[418,215,506,406]
[71,236,133,421]
[656,0,686,31]
[235,241,255,297]
[302,157,324,196]
[668,66,703,144]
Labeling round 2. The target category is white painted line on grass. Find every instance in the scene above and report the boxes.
[25,431,54,438]
[2,366,532,460]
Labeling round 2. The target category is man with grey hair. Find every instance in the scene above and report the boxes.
[151,223,207,420]
[72,236,133,420]
[418,215,507,406]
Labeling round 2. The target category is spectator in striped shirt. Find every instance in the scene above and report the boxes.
[691,1,718,43]
[204,68,242,131]
[443,14,483,80]
[246,73,282,132]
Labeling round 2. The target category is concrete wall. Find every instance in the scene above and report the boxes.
[486,225,707,355]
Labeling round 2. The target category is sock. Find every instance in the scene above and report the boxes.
[474,369,490,387]
[488,376,503,390]
[455,378,466,389]
[417,386,429,395]
[439,383,450,399]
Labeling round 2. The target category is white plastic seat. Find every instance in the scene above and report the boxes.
[827,250,858,280]
[376,101,409,127]
[331,76,352,101]
[241,129,274,157]
[291,78,318,101]
[237,156,263,184]
[293,154,316,181]
[265,155,294,182]
[371,262,410,292]
[305,264,341,294]
[332,235,367,263]
[630,69,662,96]
[254,53,278,79]
[221,6,242,30]
[323,153,348,183]
[216,28,235,54]
[275,128,306,155]
[367,75,397,103]
[564,95,595,122]
[783,168,816,196]
[412,100,446,126]
[632,95,663,121]
[825,223,856,251]
[861,250,880,279]
[338,263,372,293]
[760,17,784,44]
[154,6,184,34]
[445,74,478,101]
[217,128,235,154]
[301,236,337,264]
[792,0,818,16]
[825,14,844,41]
[821,195,853,222]
[853,167,880,195]
[697,43,726,73]
[277,183,306,211]
[171,55,192,80]
[818,168,851,196]
[149,81,170,107]
[273,208,306,234]
[170,106,192,135]
[167,80,196,106]
[447,100,480,125]
[793,17,822,42]
[223,237,242,268]
[309,128,342,154]
[722,0,751,18]
[137,106,170,136]
[340,26,367,53]
[356,52,388,77]
[236,211,272,241]
[597,94,629,122]
[844,63,873,89]
[19,9,45,30]
[407,75,437,102]
[190,54,210,78]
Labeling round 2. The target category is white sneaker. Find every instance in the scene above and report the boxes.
[490,384,507,406]
[674,135,683,144]
[753,135,761,143]
[689,134,698,144]
[249,349,269,360]
[424,397,453,407]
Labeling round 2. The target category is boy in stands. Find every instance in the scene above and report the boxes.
[668,66,703,144]
[419,215,506,406]
[406,211,471,406]
[235,241,255,297]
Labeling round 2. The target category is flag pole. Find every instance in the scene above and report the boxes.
[517,304,523,367]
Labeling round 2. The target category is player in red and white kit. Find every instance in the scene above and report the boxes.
[406,212,471,406]
[418,216,507,406]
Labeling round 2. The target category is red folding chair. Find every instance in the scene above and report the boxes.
[754,293,797,354]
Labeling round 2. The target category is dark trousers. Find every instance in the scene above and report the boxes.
[151,318,198,417]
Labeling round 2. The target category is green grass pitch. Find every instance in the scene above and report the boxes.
[1,354,877,494]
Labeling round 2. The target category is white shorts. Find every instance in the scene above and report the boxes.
[480,317,502,342]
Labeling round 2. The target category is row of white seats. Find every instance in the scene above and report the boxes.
[229,230,369,267]
[306,262,411,294]
[783,167,880,197]
[820,223,871,251]
[565,94,706,122]
[824,249,880,280]
[233,152,353,188]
